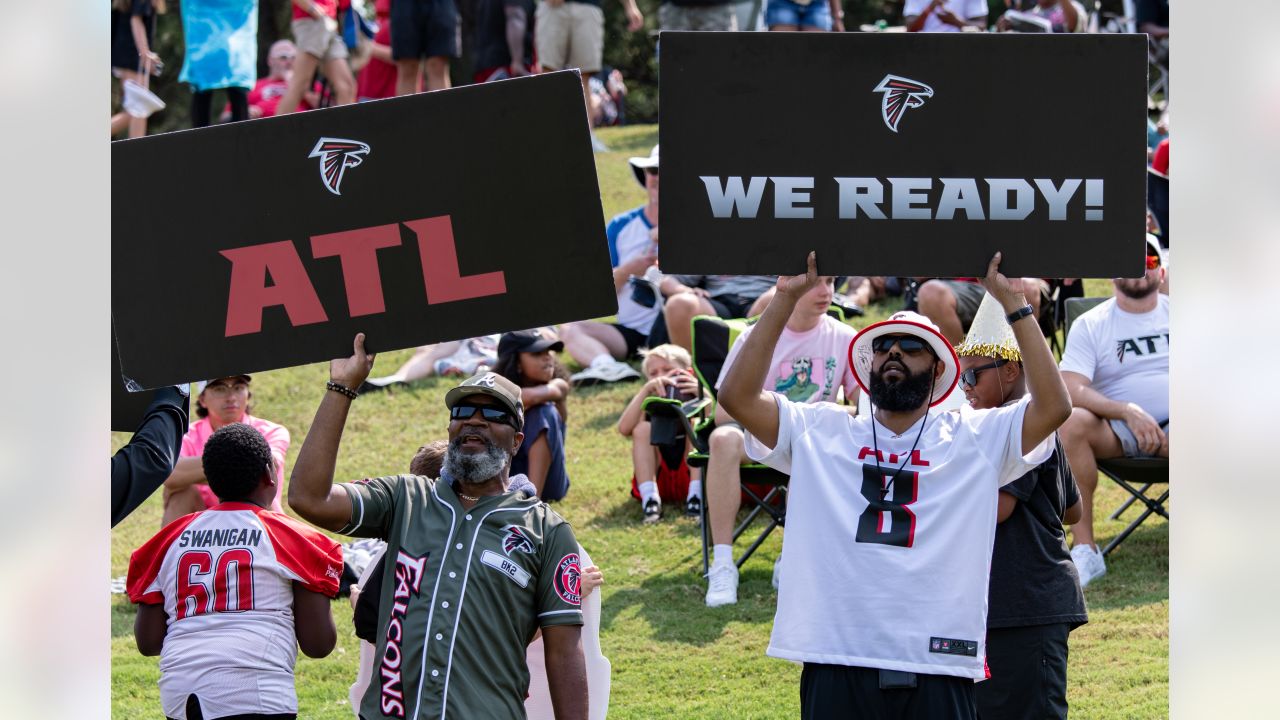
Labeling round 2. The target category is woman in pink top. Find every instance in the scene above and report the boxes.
[160,375,291,526]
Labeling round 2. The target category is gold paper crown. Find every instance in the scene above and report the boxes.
[955,292,1022,362]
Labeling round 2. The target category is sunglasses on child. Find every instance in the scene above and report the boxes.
[958,359,1010,389]
[450,403,518,427]
[871,334,931,355]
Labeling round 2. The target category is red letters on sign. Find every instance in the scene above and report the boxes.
[221,216,506,338]
[221,241,329,337]
[310,224,402,317]
[405,216,508,304]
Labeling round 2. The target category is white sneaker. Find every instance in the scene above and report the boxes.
[705,562,739,607]
[1070,544,1107,587]
[772,555,782,590]
[570,359,641,386]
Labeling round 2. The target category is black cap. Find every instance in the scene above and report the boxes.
[498,329,564,357]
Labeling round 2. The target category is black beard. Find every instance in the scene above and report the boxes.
[869,361,936,412]
[1116,276,1159,300]
[443,435,511,485]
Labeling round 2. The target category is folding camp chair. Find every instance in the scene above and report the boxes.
[1063,296,1169,556]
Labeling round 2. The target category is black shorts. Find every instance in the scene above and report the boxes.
[975,623,1071,720]
[391,0,461,60]
[800,664,976,720]
[707,293,758,320]
[169,694,296,720]
[610,322,648,359]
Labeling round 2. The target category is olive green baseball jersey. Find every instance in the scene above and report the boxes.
[339,474,584,720]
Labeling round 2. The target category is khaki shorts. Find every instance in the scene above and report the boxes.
[292,17,349,62]
[535,1,604,73]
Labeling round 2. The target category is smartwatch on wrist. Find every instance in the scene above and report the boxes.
[1005,305,1034,325]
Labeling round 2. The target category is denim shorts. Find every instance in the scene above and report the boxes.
[765,0,832,30]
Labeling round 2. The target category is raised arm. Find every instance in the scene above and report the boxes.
[979,252,1072,454]
[288,334,375,532]
[543,624,588,720]
[719,252,820,449]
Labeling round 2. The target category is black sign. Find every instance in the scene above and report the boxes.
[113,71,615,389]
[112,329,189,433]
[659,32,1149,278]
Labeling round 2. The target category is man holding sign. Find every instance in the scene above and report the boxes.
[718,252,1070,717]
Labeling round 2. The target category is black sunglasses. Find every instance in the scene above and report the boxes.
[958,360,1009,389]
[450,404,517,427]
[872,334,930,355]
[644,166,659,176]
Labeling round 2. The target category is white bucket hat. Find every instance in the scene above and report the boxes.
[123,79,166,119]
[847,311,959,407]
[628,144,659,188]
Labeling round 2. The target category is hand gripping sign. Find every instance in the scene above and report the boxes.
[658,32,1150,279]
[112,72,615,389]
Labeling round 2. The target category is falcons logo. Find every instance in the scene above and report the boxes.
[1115,340,1127,364]
[308,137,371,195]
[873,75,934,133]
[501,525,534,556]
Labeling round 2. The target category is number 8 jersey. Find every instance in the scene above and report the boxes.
[127,502,343,719]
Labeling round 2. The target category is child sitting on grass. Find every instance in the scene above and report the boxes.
[493,328,574,501]
[617,344,703,523]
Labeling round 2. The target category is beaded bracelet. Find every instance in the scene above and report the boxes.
[326,380,358,399]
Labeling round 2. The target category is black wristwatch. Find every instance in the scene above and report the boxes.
[1005,304,1034,325]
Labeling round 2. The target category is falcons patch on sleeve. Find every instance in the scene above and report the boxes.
[308,137,371,195]
[873,75,934,133]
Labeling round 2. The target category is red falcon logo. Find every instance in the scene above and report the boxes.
[308,137,371,195]
[501,525,535,556]
[873,75,934,133]
[554,553,582,605]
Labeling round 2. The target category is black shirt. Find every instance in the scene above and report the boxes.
[472,0,535,71]
[986,437,1089,629]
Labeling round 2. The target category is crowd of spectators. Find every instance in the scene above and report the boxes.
[115,2,1171,718]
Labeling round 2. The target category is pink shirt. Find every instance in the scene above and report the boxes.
[181,415,290,512]
[718,315,859,405]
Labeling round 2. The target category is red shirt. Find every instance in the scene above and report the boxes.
[357,0,396,100]
[293,0,341,21]
[247,76,320,116]
[1152,138,1169,175]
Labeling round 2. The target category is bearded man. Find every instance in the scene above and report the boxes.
[718,251,1072,719]
[288,334,588,720]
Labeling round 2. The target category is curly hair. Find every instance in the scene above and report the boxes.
[409,440,449,478]
[202,423,273,503]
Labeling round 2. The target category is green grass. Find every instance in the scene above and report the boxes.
[110,125,1165,718]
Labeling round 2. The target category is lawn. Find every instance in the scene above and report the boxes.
[110,124,1167,719]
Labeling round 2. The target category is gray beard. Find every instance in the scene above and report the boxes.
[443,436,511,485]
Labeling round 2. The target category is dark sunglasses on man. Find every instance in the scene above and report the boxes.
[958,359,1010,389]
[450,403,518,428]
[872,334,933,356]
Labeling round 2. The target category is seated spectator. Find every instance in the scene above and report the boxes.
[1058,235,1169,586]
[588,69,627,127]
[956,293,1088,720]
[996,0,1086,33]
[617,344,702,523]
[903,0,988,32]
[472,0,537,83]
[494,329,574,501]
[562,145,667,386]
[128,423,340,720]
[705,275,858,607]
[356,0,397,100]
[161,375,290,526]
[916,276,1048,346]
[658,272,778,353]
[239,40,321,119]
[359,335,500,393]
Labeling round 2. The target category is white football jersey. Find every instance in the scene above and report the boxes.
[128,503,343,719]
[746,395,1052,679]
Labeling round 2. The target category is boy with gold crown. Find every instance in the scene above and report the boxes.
[956,292,1088,720]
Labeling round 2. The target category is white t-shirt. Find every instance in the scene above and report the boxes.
[717,315,858,405]
[745,396,1052,678]
[605,206,659,335]
[903,0,989,32]
[128,504,343,719]
[1059,295,1169,424]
